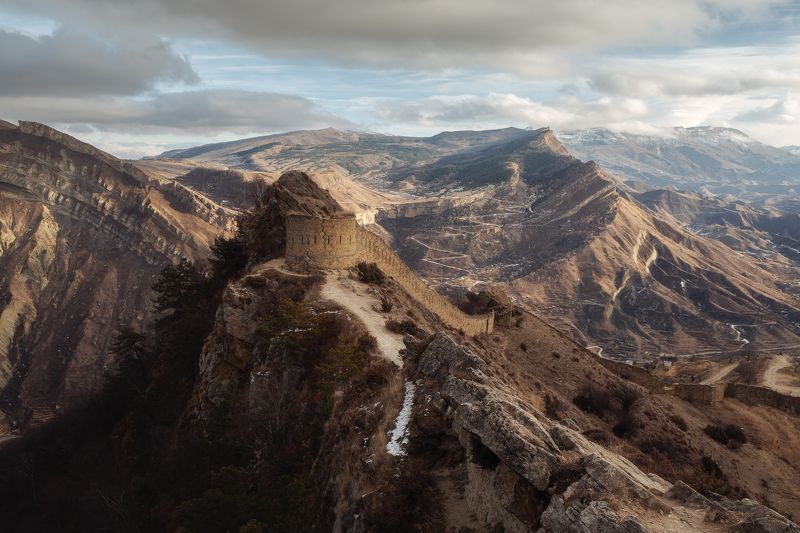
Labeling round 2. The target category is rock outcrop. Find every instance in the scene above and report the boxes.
[0,122,231,426]
[409,333,800,532]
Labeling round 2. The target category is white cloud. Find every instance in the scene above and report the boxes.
[2,0,787,73]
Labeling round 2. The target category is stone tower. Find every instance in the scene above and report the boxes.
[285,213,359,271]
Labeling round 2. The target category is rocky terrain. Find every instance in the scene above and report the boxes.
[145,126,800,360]
[559,127,800,210]
[0,121,232,429]
[2,172,799,532]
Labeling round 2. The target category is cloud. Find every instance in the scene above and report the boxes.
[2,0,787,73]
[735,93,799,123]
[372,92,651,134]
[0,27,198,96]
[587,40,800,98]
[0,90,352,134]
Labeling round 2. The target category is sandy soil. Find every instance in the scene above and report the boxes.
[320,272,404,366]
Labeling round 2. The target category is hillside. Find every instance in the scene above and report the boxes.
[559,127,800,209]
[148,126,800,360]
[0,121,232,429]
[1,172,799,532]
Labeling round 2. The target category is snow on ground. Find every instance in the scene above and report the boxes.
[386,380,416,457]
[320,271,405,366]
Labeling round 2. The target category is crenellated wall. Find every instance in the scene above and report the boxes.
[284,213,494,336]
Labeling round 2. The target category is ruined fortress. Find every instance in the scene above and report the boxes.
[285,213,494,336]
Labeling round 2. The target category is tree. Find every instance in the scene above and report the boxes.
[152,259,206,317]
[209,236,247,286]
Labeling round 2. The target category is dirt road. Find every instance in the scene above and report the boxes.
[700,362,739,385]
[761,355,800,396]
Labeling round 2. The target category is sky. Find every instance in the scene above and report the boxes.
[0,0,799,158]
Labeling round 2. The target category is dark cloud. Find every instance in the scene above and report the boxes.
[3,0,784,72]
[0,27,198,96]
[0,90,352,133]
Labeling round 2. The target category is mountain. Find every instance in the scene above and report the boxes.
[0,121,231,428]
[2,172,799,531]
[559,127,800,209]
[147,126,800,360]
[784,146,800,156]
[136,127,533,212]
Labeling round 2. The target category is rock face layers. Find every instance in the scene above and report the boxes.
[0,121,230,425]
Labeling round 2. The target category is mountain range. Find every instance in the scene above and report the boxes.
[138,125,800,360]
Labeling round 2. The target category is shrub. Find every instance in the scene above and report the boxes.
[572,386,611,416]
[701,455,723,477]
[544,394,563,419]
[724,424,747,445]
[520,342,528,352]
[385,319,420,336]
[612,412,638,438]
[380,297,393,312]
[616,385,641,411]
[704,425,729,445]
[704,424,747,449]
[670,414,688,431]
[356,262,385,284]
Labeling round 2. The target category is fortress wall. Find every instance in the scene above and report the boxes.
[283,213,493,336]
[724,383,800,416]
[356,228,493,336]
[594,358,669,393]
[671,383,726,404]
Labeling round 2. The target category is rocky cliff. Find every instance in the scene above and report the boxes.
[0,121,232,427]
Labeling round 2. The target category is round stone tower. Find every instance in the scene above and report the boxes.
[285,213,359,271]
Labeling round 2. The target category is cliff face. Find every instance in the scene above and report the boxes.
[0,122,232,425]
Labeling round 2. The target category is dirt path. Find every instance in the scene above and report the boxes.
[700,362,739,385]
[761,355,800,396]
[320,272,404,367]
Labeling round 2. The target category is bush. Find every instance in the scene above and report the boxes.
[616,385,641,411]
[670,414,688,431]
[356,262,385,284]
[380,297,393,312]
[612,412,638,438]
[544,394,563,419]
[704,424,747,449]
[724,424,747,445]
[704,425,729,445]
[385,319,420,336]
[572,386,611,416]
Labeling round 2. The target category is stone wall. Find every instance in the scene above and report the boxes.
[594,358,669,393]
[284,213,494,336]
[285,214,360,271]
[724,383,800,416]
[671,383,726,404]
[595,352,800,413]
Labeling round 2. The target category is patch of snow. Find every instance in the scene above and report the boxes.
[386,380,416,457]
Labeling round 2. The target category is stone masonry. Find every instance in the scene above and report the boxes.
[285,213,494,336]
